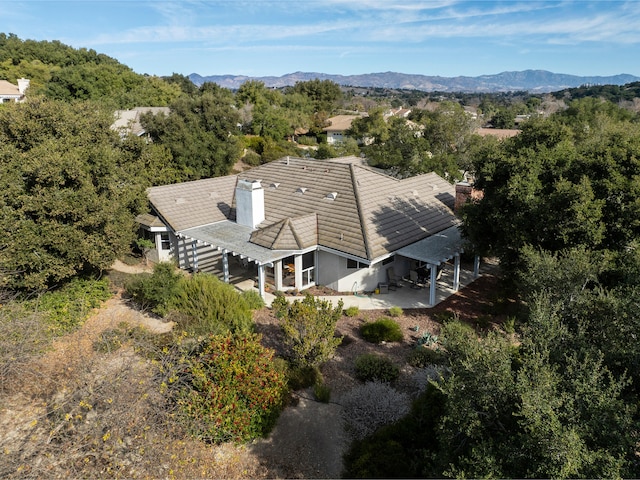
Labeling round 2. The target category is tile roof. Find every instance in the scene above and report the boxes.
[147,156,459,261]
[323,114,361,132]
[0,80,21,97]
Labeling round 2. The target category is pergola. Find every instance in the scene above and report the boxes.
[396,225,480,306]
[178,220,299,299]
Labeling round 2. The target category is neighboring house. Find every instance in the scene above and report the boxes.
[475,127,520,140]
[111,107,170,138]
[323,114,363,145]
[0,78,29,103]
[141,156,479,305]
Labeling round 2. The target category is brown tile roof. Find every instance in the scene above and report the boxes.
[475,127,520,139]
[148,176,238,232]
[323,114,361,132]
[147,157,458,261]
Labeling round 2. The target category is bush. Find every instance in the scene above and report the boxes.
[174,333,287,444]
[167,273,254,336]
[354,354,399,383]
[125,262,181,315]
[407,346,446,368]
[340,381,410,439]
[34,277,112,334]
[388,306,403,317]
[286,365,322,391]
[277,294,343,368]
[241,289,265,310]
[313,382,332,403]
[360,318,403,343]
[344,305,360,317]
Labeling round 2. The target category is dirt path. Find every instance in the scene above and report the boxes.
[249,391,349,478]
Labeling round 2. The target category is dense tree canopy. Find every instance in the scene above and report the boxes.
[462,99,640,271]
[0,98,155,290]
[141,88,243,181]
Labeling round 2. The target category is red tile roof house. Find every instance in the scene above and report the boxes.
[139,156,480,305]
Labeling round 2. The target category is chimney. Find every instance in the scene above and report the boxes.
[454,182,473,214]
[235,179,265,228]
[17,78,30,95]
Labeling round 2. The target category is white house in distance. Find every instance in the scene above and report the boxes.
[323,114,362,145]
[111,107,170,138]
[139,156,479,305]
[0,78,29,103]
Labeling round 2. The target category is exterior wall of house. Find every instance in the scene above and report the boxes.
[326,131,344,145]
[317,250,403,293]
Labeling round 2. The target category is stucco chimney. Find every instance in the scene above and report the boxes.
[235,179,265,228]
[17,78,30,95]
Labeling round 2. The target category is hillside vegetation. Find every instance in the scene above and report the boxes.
[1,34,640,479]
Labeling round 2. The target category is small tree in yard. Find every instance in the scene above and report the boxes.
[273,294,343,368]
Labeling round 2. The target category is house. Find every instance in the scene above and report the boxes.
[323,114,363,145]
[111,107,170,138]
[140,156,479,305]
[0,78,29,103]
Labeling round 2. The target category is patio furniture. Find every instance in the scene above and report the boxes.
[386,267,402,290]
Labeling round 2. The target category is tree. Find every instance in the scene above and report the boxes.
[287,79,342,114]
[0,98,151,290]
[272,294,343,368]
[461,106,640,272]
[141,91,243,180]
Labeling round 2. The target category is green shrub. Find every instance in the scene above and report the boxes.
[344,306,360,317]
[278,294,343,368]
[313,382,332,403]
[34,278,112,334]
[407,347,446,368]
[287,365,322,390]
[174,332,287,444]
[388,306,403,317]
[354,354,399,383]
[240,289,265,310]
[125,262,181,315]
[503,316,516,334]
[167,273,253,336]
[360,318,403,343]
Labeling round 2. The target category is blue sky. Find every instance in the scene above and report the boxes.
[4,1,640,78]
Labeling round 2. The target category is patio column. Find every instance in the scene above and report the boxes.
[222,249,230,283]
[191,240,199,272]
[274,260,283,292]
[294,254,303,290]
[429,264,438,306]
[453,253,461,292]
[257,264,266,299]
[473,255,481,278]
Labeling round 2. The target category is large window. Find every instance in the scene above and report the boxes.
[347,258,368,269]
[301,251,315,287]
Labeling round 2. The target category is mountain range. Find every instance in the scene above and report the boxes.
[189,70,640,93]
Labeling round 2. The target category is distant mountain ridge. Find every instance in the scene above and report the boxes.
[189,70,640,93]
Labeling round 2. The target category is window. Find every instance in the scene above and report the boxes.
[160,233,171,250]
[347,259,368,269]
[382,256,395,266]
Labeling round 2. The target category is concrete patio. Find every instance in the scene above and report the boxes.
[237,259,499,310]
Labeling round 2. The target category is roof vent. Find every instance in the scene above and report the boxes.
[296,187,307,194]
[325,192,338,200]
[412,190,419,197]
[175,197,186,204]
[270,182,280,189]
